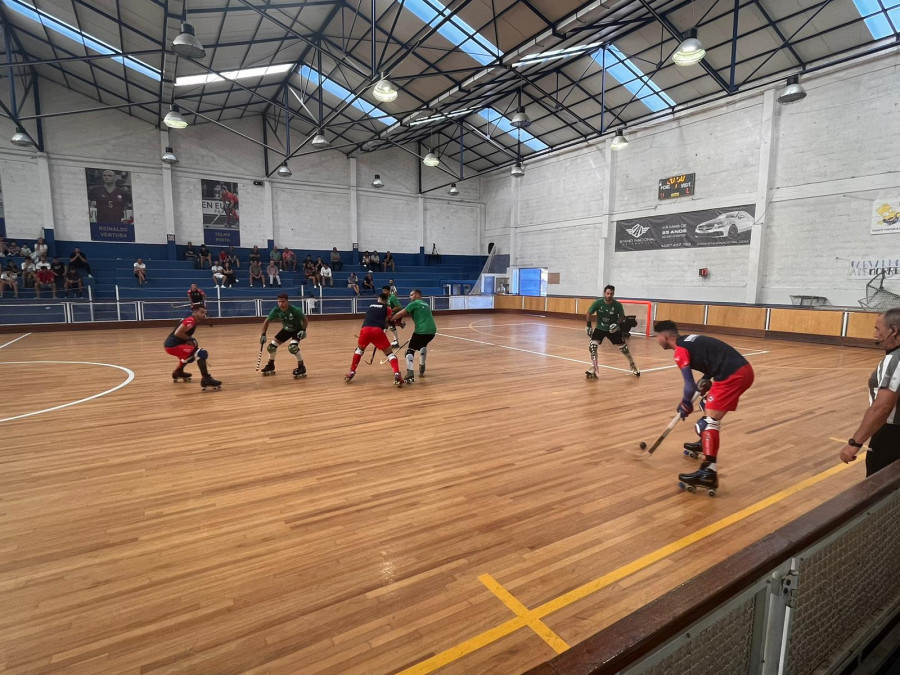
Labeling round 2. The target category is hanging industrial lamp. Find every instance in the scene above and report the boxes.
[610,128,629,150]
[777,75,807,104]
[172,22,205,59]
[161,147,178,164]
[163,104,188,129]
[672,28,706,66]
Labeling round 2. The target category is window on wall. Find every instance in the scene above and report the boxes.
[517,268,547,296]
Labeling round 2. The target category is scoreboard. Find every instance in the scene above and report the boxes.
[658,173,695,200]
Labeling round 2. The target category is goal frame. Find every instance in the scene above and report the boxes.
[619,299,653,338]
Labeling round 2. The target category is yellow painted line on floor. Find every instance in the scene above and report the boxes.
[399,461,853,675]
[479,573,569,654]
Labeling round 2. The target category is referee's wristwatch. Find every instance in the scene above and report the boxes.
[848,438,863,448]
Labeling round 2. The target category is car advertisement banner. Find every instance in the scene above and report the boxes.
[615,204,756,252]
[872,199,900,235]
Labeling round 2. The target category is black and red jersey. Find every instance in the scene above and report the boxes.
[674,335,748,380]
[361,303,391,329]
[164,315,197,348]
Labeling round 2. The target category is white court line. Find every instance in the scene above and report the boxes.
[0,360,135,423]
[0,333,31,349]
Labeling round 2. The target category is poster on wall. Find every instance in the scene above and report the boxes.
[848,258,900,278]
[615,204,756,252]
[86,167,134,242]
[201,179,240,247]
[872,199,900,235]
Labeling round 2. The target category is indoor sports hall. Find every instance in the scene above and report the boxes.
[2,1,900,674]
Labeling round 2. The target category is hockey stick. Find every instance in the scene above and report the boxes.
[255,343,264,372]
[365,345,377,365]
[380,339,410,364]
[630,392,702,458]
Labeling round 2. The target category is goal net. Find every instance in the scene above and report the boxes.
[860,272,900,311]
[619,299,653,337]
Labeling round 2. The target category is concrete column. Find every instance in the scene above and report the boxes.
[262,179,275,250]
[160,130,176,259]
[747,89,777,304]
[598,141,616,294]
[35,153,55,239]
[349,156,358,264]
[509,172,520,267]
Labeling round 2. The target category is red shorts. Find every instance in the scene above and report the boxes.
[706,363,754,412]
[358,326,390,351]
[165,344,197,361]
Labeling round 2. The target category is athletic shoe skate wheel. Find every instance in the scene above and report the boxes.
[707,489,717,497]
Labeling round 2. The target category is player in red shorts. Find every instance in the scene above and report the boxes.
[654,320,755,494]
[345,293,403,387]
[164,304,222,390]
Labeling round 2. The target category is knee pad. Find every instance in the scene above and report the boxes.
[354,347,364,356]
[197,348,208,360]
[701,418,721,458]
[589,342,598,359]
[619,344,630,355]
[267,343,278,354]
[406,347,415,357]
[288,341,300,355]
[420,346,427,357]
[695,416,714,437]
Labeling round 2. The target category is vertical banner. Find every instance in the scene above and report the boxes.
[0,174,5,238]
[872,199,900,235]
[86,167,135,242]
[201,179,240,246]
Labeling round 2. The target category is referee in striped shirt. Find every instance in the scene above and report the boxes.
[841,308,900,475]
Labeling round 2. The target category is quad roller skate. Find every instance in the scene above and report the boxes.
[344,370,356,383]
[293,363,307,379]
[200,375,222,392]
[585,369,598,379]
[261,361,276,376]
[391,340,400,349]
[394,372,404,388]
[631,365,641,378]
[683,441,702,460]
[419,364,426,377]
[678,467,718,497]
[172,367,192,382]
[404,369,415,385]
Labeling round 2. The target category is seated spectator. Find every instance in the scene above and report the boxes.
[133,258,148,286]
[64,265,84,297]
[69,248,93,277]
[198,244,212,268]
[370,250,381,268]
[20,258,36,287]
[267,260,281,287]
[281,247,297,271]
[0,236,7,257]
[187,283,207,308]
[249,245,261,265]
[19,242,32,260]
[6,240,19,257]
[269,246,282,267]
[362,271,375,295]
[303,261,317,287]
[383,250,395,272]
[221,261,237,288]
[248,259,266,288]
[347,271,360,296]
[218,248,229,265]
[31,237,48,263]
[320,262,333,286]
[303,254,314,268]
[184,241,197,265]
[330,247,343,271]
[0,265,18,298]
[361,251,371,267]
[211,261,225,287]
[226,246,240,269]
[35,267,55,298]
[34,255,51,271]
[50,257,65,290]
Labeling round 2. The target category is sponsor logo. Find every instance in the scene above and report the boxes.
[625,223,649,238]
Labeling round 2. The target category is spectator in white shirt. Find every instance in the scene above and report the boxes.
[211,262,225,287]
[133,258,148,286]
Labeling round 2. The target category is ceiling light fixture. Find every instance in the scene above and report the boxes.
[672,28,706,67]
[510,107,531,129]
[172,22,205,59]
[448,183,459,196]
[423,151,440,167]
[777,74,807,104]
[161,146,178,164]
[372,174,384,188]
[610,128,629,150]
[163,104,188,129]
[277,162,292,177]
[372,76,398,103]
[511,161,525,177]
[10,126,35,147]
[312,131,330,148]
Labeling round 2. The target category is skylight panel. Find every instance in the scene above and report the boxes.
[176,63,293,87]
[595,45,674,113]
[299,66,397,126]
[402,0,502,66]
[477,109,547,152]
[514,42,605,67]
[852,0,900,40]
[407,107,479,126]
[1,0,160,81]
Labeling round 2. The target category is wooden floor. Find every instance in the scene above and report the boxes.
[0,314,876,674]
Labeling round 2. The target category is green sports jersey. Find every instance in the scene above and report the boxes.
[587,298,624,330]
[387,293,402,310]
[404,299,437,334]
[267,304,306,332]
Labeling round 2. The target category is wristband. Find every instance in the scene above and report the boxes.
[848,438,863,448]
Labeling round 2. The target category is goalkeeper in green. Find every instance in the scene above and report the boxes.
[584,284,640,379]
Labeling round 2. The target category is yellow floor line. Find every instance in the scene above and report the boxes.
[398,461,853,675]
[479,573,569,654]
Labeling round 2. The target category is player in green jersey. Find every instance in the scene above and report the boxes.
[383,285,404,348]
[585,284,640,379]
[259,293,309,378]
[390,289,437,383]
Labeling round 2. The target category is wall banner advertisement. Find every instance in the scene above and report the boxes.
[201,179,240,247]
[86,167,135,242]
[615,204,756,252]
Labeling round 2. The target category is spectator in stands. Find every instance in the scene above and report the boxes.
[347,271,360,296]
[133,258,148,286]
[31,237,48,263]
[211,260,226,288]
[281,247,297,271]
[303,254,314,268]
[0,236,7,257]
[266,259,281,287]
[0,264,18,298]
[50,257,65,291]
[184,241,198,266]
[321,262,333,287]
[221,261,237,288]
[187,283,206,308]
[249,245,261,265]
[20,257,36,288]
[64,265,84,297]
[226,246,240,269]
[35,267,55,298]
[303,259,318,287]
[69,248,93,277]
[218,248,229,265]
[369,250,381,269]
[330,246,343,271]
[382,251,395,272]
[429,243,441,265]
[6,240,19,257]
[18,241,32,260]
[34,255,51,271]
[361,251,371,267]
[248,259,266,288]
[198,244,212,268]
[362,270,375,295]
[269,245,282,268]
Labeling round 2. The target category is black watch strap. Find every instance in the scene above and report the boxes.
[848,438,863,448]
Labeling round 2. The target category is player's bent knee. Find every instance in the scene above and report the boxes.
[619,344,630,355]
[267,343,278,354]
[197,348,209,360]
[354,347,365,356]
[288,341,300,355]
